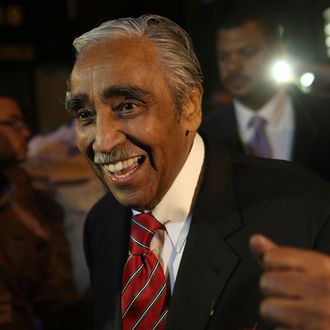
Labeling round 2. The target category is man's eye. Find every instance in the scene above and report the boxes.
[121,102,136,111]
[113,100,144,118]
[218,53,228,62]
[240,48,258,58]
[77,109,94,121]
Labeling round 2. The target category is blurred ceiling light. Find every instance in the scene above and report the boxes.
[325,23,330,35]
[300,72,315,87]
[326,36,330,47]
[272,60,293,83]
[323,8,330,20]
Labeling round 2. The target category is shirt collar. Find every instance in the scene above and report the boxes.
[132,133,205,252]
[234,88,290,130]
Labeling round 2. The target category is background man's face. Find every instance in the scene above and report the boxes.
[0,97,30,163]
[69,36,200,210]
[217,20,278,101]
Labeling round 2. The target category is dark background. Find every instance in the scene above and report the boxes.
[1,0,330,133]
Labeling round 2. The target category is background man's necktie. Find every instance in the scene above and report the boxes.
[246,116,273,158]
[121,212,169,330]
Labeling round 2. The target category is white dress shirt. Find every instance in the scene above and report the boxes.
[234,88,295,160]
[132,133,205,293]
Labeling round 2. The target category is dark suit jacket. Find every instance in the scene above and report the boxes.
[200,87,330,181]
[84,138,330,330]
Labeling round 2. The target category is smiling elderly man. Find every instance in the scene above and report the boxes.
[66,15,330,330]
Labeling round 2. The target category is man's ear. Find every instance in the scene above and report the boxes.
[181,84,203,131]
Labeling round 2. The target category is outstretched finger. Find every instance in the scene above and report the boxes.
[249,234,277,267]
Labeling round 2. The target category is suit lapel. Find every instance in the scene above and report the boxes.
[291,94,317,163]
[219,103,245,153]
[91,195,131,330]
[165,140,243,330]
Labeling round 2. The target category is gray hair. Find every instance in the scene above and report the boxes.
[72,14,203,112]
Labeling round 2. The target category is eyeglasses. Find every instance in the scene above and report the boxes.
[0,119,28,129]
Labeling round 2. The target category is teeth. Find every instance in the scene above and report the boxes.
[102,156,140,174]
[114,162,123,171]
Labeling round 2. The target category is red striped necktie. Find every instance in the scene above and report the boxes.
[121,212,169,330]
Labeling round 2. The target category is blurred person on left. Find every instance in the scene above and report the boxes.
[0,96,30,164]
[0,95,90,330]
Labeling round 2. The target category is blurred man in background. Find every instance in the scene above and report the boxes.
[201,10,330,181]
[0,95,90,330]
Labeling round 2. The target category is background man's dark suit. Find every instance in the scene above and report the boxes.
[201,86,330,181]
[84,137,330,330]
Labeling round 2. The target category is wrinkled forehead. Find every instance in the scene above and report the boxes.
[0,97,21,119]
[71,36,163,86]
[68,36,171,109]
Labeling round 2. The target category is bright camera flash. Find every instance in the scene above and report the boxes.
[300,72,315,87]
[272,60,293,83]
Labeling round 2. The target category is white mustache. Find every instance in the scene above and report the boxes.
[94,148,135,164]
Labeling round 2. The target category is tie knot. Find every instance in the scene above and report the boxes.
[248,115,267,129]
[129,213,162,255]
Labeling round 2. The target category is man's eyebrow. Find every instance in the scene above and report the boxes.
[65,93,88,115]
[102,85,150,100]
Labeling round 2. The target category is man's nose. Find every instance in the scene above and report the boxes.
[21,126,31,140]
[93,115,126,153]
[226,57,242,72]
[219,52,243,71]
